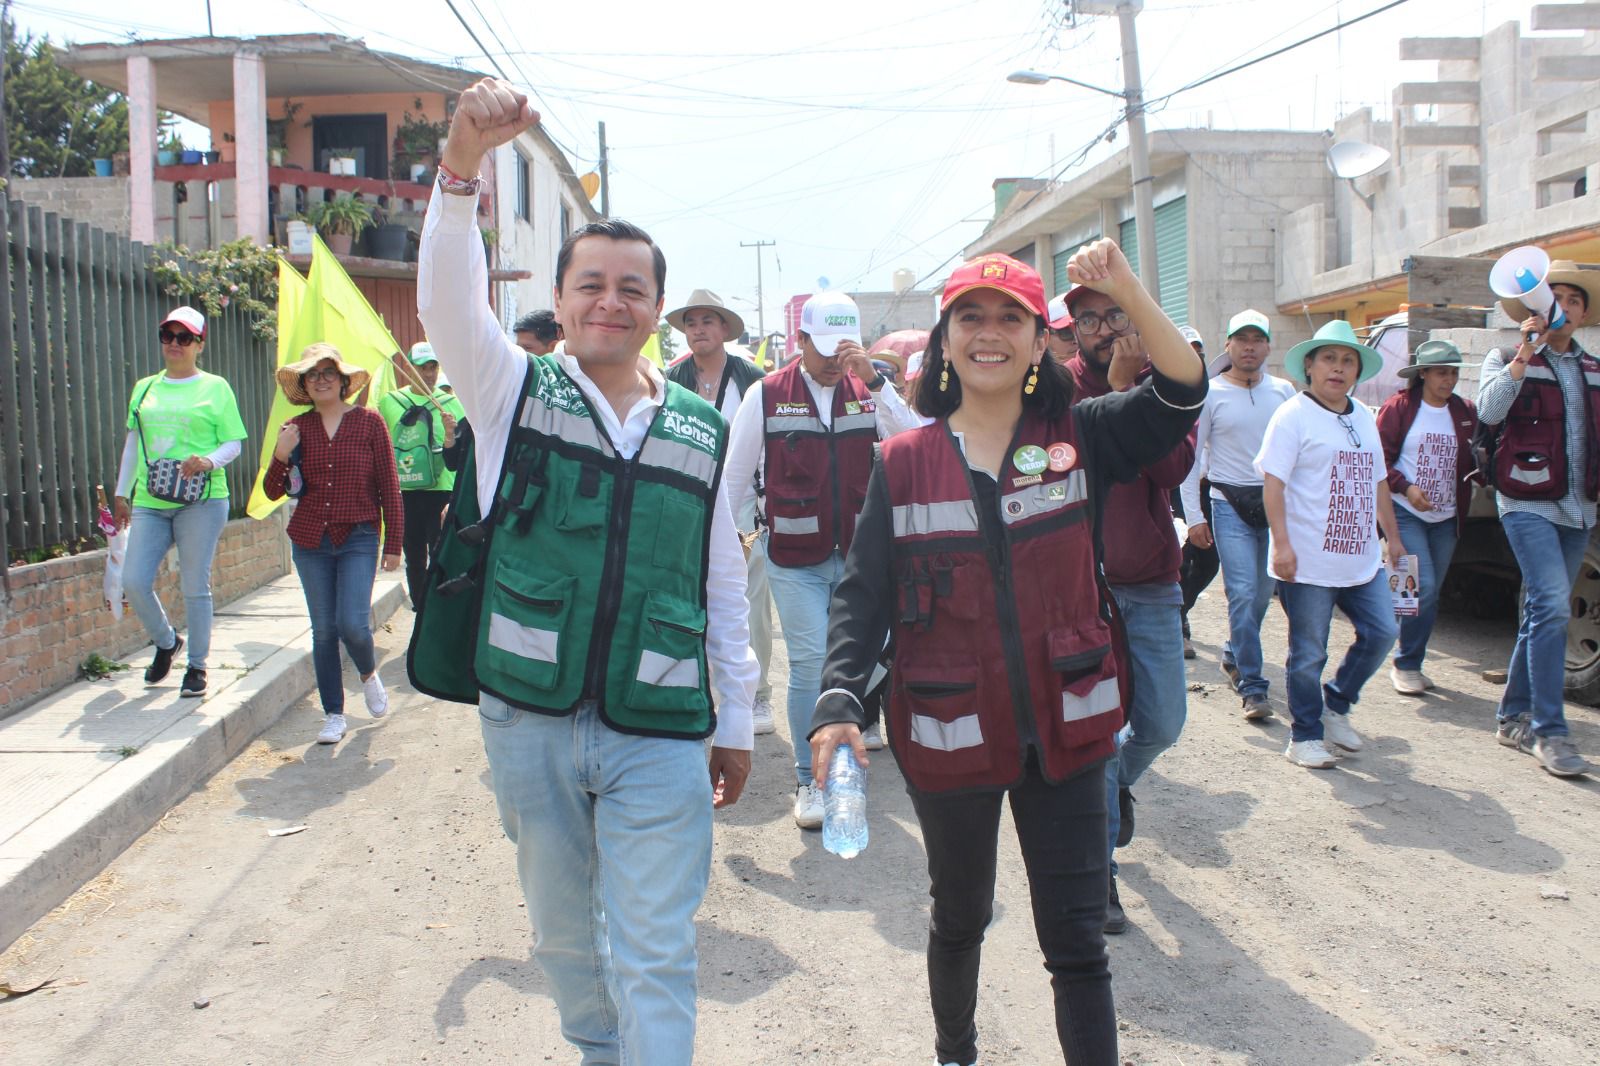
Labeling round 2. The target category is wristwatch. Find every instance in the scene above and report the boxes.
[864,373,887,391]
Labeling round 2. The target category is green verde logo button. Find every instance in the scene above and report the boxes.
[1012,445,1048,475]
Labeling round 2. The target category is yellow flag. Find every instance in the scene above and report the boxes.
[245,257,315,518]
[753,336,769,370]
[641,329,663,368]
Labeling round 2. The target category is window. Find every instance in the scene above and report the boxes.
[515,150,532,221]
[560,202,571,245]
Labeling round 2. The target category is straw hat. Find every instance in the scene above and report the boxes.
[665,289,745,340]
[275,342,371,405]
[1283,320,1383,385]
[1497,259,1600,327]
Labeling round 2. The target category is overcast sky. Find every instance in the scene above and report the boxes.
[13,0,1562,333]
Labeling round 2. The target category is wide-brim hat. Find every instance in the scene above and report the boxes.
[1498,259,1600,327]
[276,347,371,405]
[1396,338,1467,379]
[1283,320,1383,385]
[666,288,745,340]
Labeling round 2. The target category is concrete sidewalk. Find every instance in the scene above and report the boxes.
[0,571,406,952]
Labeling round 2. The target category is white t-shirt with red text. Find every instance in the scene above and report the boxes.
[1255,392,1387,588]
[1393,400,1458,524]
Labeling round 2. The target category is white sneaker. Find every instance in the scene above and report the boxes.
[793,783,824,829]
[1390,666,1426,696]
[751,696,776,735]
[862,723,885,751]
[1285,738,1336,768]
[1322,712,1363,752]
[364,673,389,718]
[317,714,348,744]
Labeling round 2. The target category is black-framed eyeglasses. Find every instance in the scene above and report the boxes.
[1073,309,1130,334]
[1336,413,1361,448]
[159,329,197,347]
[302,368,343,383]
[1052,327,1078,342]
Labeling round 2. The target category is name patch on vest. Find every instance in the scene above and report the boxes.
[658,408,719,452]
[773,402,811,417]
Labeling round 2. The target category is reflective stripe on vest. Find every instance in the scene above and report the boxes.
[910,711,985,751]
[891,499,981,538]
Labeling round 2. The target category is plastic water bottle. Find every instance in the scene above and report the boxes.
[823,745,869,859]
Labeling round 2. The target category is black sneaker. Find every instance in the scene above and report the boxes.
[180,668,207,698]
[1116,787,1136,848]
[145,634,184,685]
[1104,874,1128,935]
[1220,657,1242,690]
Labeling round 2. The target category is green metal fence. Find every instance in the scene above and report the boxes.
[1,198,277,563]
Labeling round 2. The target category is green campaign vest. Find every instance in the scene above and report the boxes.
[406,355,729,739]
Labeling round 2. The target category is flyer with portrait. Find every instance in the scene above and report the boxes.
[1388,554,1419,617]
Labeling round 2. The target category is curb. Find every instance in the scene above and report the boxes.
[0,581,407,953]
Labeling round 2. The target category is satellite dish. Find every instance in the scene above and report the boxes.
[817,276,831,289]
[1326,140,1390,180]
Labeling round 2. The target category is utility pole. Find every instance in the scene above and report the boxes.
[597,120,609,217]
[1113,2,1157,297]
[740,239,775,343]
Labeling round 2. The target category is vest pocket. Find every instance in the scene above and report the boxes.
[627,590,709,715]
[480,566,575,693]
[653,494,703,570]
[893,660,991,775]
[1047,623,1121,746]
[767,494,820,537]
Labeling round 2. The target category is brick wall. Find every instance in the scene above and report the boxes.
[8,177,133,236]
[0,514,289,717]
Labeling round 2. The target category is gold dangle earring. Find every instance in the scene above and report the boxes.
[939,363,950,392]
[1023,361,1039,395]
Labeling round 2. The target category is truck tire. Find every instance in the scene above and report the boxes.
[1565,539,1600,705]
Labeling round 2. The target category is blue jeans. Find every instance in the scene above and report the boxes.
[1105,590,1186,866]
[1210,495,1275,697]
[1391,509,1460,672]
[290,524,379,715]
[1279,573,1398,742]
[124,499,230,670]
[1499,511,1589,737]
[766,549,846,785]
[479,695,712,1066]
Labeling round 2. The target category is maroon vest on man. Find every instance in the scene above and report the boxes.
[1494,349,1600,501]
[879,413,1121,793]
[761,360,878,567]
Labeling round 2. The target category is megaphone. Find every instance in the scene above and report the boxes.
[1490,246,1568,345]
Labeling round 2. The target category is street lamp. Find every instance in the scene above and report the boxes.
[1006,0,1160,296]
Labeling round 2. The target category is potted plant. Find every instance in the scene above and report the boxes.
[391,100,450,181]
[157,118,182,166]
[267,98,302,168]
[366,199,411,261]
[307,196,376,255]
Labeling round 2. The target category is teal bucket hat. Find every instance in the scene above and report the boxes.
[1284,320,1383,385]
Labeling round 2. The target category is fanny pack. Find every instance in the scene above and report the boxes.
[1212,482,1268,530]
[134,381,211,505]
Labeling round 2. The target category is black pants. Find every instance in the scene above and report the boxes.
[1178,486,1218,616]
[910,755,1116,1066]
[401,490,450,609]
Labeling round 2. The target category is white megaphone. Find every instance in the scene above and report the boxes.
[1490,246,1568,345]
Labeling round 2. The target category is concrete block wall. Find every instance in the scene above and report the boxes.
[7,177,132,236]
[0,513,290,718]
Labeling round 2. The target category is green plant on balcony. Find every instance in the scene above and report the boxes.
[148,237,280,342]
[307,196,376,239]
[392,99,449,177]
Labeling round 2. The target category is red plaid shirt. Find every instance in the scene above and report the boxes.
[265,406,404,556]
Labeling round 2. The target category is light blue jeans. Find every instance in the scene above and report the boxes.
[1279,573,1397,743]
[290,525,379,716]
[479,695,712,1066]
[766,549,846,785]
[1391,509,1460,672]
[1210,495,1274,698]
[1499,511,1589,738]
[1105,589,1187,868]
[124,498,229,670]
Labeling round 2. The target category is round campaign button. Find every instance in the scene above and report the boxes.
[1012,445,1049,476]
[1046,442,1077,472]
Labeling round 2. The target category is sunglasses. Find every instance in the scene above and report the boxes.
[302,368,344,383]
[159,329,198,347]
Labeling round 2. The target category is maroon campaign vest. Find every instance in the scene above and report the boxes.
[879,413,1121,793]
[761,360,878,567]
[1494,349,1600,501]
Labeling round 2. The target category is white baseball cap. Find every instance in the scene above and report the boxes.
[1227,309,1271,339]
[799,291,862,356]
[160,306,206,337]
[1046,293,1073,330]
[1179,325,1204,349]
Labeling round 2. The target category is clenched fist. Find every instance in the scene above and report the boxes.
[273,421,301,463]
[442,79,541,182]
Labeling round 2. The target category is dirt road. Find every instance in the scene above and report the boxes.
[2,593,1596,1065]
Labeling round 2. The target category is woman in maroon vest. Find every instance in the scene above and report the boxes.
[810,241,1205,1066]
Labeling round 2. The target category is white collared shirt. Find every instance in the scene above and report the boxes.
[418,191,757,747]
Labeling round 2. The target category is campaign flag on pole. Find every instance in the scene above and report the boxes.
[246,256,317,518]
[641,328,663,368]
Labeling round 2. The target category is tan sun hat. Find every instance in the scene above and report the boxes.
[665,289,745,340]
[275,342,371,405]
[1498,259,1600,328]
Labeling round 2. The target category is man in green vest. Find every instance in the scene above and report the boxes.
[378,341,465,608]
[413,78,758,1066]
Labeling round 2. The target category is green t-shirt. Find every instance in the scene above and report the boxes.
[378,386,466,493]
[125,371,248,510]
